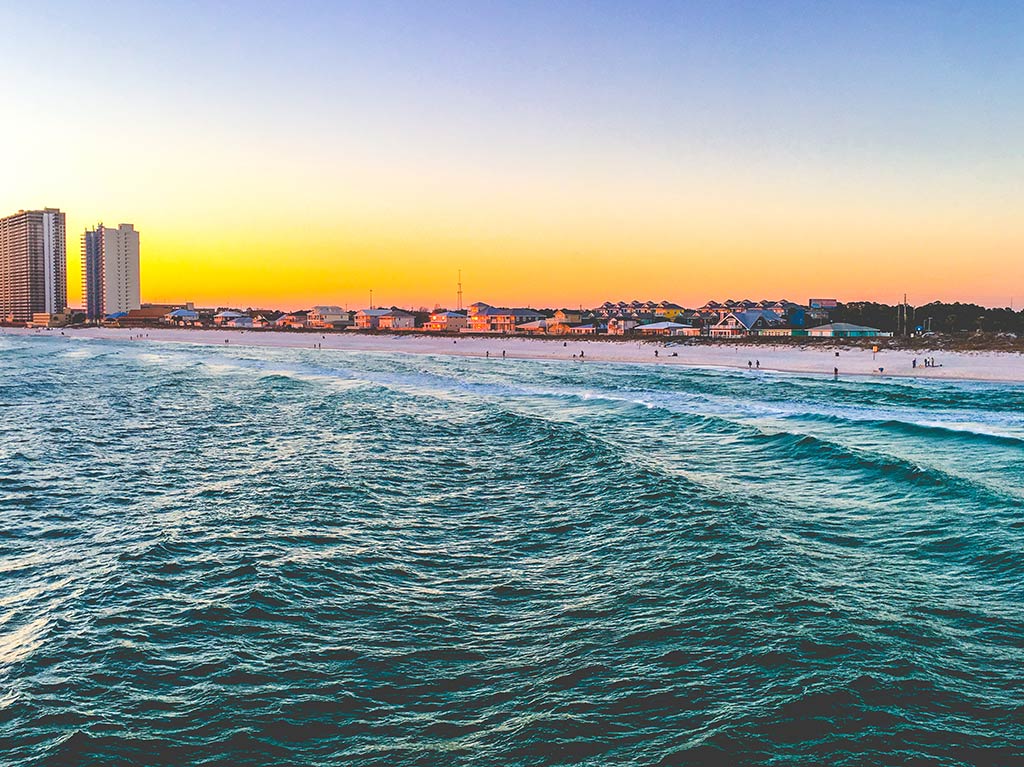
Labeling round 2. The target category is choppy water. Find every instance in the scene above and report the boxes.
[2,334,1023,766]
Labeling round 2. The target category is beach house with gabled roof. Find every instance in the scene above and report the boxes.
[213,310,246,326]
[309,306,353,329]
[422,310,468,332]
[378,309,416,330]
[709,310,785,337]
[164,308,200,326]
[275,310,310,329]
[355,308,416,330]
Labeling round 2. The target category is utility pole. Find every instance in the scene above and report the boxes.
[896,293,910,337]
[457,270,463,312]
[369,288,373,310]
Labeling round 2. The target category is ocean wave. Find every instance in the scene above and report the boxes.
[2,336,1022,767]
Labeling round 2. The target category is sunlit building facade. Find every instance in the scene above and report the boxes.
[0,208,67,323]
[82,223,141,320]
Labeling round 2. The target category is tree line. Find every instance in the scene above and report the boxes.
[832,302,1024,334]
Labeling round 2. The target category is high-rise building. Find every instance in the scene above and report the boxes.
[82,223,141,320]
[0,208,67,322]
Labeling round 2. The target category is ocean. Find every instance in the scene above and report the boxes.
[1,334,1022,766]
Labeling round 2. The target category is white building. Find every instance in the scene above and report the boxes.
[82,223,141,320]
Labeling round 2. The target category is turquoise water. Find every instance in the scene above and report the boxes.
[1,334,1023,766]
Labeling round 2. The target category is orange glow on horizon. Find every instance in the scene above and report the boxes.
[54,198,1024,312]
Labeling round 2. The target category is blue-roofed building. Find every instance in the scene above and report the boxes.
[164,308,200,325]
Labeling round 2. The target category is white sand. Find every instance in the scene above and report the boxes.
[6,326,1024,384]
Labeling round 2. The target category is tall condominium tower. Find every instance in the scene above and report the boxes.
[0,208,67,322]
[82,223,141,320]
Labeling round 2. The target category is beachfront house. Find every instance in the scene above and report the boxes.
[355,308,416,330]
[554,309,582,323]
[607,316,642,335]
[709,310,785,337]
[355,308,391,330]
[466,305,545,333]
[213,310,246,326]
[378,309,416,330]
[422,310,468,332]
[544,308,596,334]
[308,306,354,329]
[275,310,310,329]
[549,308,582,330]
[807,322,886,338]
[637,321,700,337]
[164,308,200,326]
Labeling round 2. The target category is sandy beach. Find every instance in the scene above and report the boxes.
[5,325,1023,384]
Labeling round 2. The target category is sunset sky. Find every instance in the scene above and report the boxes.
[3,1,1022,309]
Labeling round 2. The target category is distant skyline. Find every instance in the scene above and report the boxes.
[3,1,1022,309]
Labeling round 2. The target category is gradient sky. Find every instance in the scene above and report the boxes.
[3,1,1022,309]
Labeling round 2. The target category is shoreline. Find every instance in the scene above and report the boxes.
[4,326,1023,384]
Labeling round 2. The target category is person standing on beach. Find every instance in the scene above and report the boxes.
[834,367,839,378]
[756,360,760,369]
[748,360,752,370]
[913,358,917,368]
[502,350,506,358]
[485,350,489,358]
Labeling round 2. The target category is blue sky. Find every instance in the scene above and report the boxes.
[2,1,1022,306]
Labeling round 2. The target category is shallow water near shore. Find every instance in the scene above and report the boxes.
[2,334,1023,765]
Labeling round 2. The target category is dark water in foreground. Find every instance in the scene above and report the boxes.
[2,334,1023,766]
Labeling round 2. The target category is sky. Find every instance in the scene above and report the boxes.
[2,1,1022,309]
